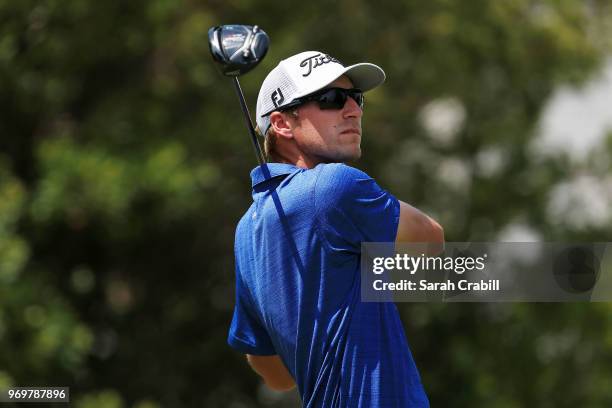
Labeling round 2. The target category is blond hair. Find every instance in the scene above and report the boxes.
[263,127,279,162]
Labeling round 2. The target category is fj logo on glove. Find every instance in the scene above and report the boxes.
[299,53,341,77]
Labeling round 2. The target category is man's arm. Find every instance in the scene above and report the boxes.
[246,354,296,391]
[396,200,444,244]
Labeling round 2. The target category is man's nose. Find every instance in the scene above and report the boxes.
[343,96,363,118]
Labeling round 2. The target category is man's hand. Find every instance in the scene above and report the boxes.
[246,354,296,391]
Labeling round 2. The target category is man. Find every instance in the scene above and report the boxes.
[228,51,444,407]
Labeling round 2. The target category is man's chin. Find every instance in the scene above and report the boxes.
[325,149,361,164]
[312,144,362,164]
[345,151,362,163]
[345,147,362,162]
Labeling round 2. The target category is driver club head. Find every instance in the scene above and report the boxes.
[208,25,269,77]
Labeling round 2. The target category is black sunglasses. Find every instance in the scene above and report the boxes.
[282,87,364,111]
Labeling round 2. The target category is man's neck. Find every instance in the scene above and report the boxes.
[273,152,319,169]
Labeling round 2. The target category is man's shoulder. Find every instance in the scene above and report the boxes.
[315,162,371,179]
[313,163,373,192]
[312,163,377,214]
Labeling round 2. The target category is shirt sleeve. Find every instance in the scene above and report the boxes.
[227,265,276,355]
[314,164,400,253]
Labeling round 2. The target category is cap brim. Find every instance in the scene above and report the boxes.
[341,63,386,92]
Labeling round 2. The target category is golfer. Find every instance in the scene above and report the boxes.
[228,51,444,407]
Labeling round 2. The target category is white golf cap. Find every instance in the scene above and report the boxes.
[256,51,386,135]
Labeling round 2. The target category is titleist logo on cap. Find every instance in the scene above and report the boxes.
[299,53,342,77]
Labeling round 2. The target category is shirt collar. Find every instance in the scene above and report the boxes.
[250,163,301,188]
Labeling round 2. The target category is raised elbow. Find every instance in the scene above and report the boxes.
[247,354,296,392]
[410,213,445,244]
[429,219,445,243]
[396,201,444,245]
[264,377,296,392]
[422,219,445,255]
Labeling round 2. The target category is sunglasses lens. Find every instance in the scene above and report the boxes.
[315,88,364,110]
[316,89,346,109]
[351,91,364,108]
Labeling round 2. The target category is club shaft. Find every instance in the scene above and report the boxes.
[232,78,272,180]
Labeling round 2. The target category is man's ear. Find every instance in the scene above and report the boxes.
[269,112,294,139]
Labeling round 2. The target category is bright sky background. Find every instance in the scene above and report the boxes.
[420,57,612,238]
[522,58,612,237]
[532,58,612,161]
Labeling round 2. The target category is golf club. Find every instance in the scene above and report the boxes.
[208,24,270,170]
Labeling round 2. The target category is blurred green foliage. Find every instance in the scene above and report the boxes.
[1,0,612,407]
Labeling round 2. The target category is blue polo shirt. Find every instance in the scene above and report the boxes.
[229,163,429,407]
